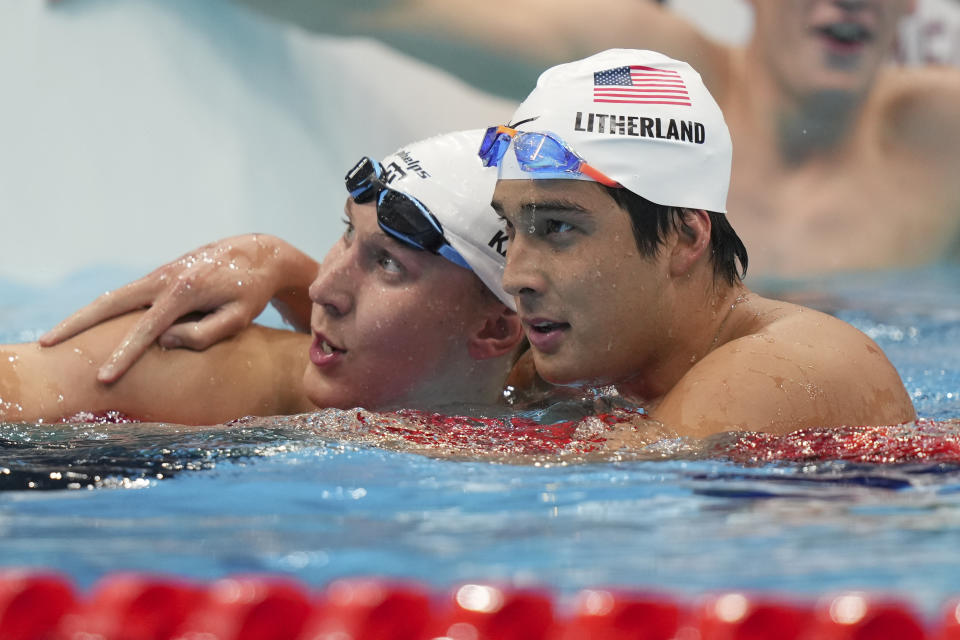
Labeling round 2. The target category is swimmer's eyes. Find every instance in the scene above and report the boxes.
[496,213,578,243]
[341,217,355,241]
[375,249,404,275]
[497,215,516,240]
[544,219,574,235]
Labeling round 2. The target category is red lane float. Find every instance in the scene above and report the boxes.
[0,571,75,640]
[937,599,960,640]
[430,584,555,640]
[1,571,957,640]
[559,589,684,640]
[693,592,812,640]
[807,593,927,640]
[58,573,202,640]
[180,575,313,640]
[302,578,431,640]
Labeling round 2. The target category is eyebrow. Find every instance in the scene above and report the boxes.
[491,197,592,218]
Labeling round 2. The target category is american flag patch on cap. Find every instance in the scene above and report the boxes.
[593,65,691,106]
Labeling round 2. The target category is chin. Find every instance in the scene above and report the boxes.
[303,387,349,411]
[302,369,351,410]
[533,357,587,388]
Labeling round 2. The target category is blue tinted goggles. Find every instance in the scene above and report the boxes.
[344,157,469,269]
[477,126,620,188]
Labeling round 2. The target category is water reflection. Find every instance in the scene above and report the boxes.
[3,406,960,492]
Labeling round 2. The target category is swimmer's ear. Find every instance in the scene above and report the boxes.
[669,208,711,278]
[468,307,524,360]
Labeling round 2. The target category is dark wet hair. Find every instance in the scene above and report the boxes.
[602,186,748,285]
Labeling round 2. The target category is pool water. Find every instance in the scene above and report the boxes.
[1,266,959,618]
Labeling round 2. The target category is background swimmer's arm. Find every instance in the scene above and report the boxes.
[39,234,319,384]
[3,312,313,425]
[649,324,916,438]
[880,67,960,257]
[888,67,960,239]
[232,0,727,99]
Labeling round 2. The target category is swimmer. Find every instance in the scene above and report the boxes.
[38,50,918,442]
[299,0,960,277]
[0,130,523,424]
[485,49,915,437]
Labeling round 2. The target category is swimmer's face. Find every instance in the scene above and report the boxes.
[492,179,669,389]
[749,0,914,96]
[302,199,496,410]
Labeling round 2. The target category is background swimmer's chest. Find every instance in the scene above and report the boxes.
[729,147,958,277]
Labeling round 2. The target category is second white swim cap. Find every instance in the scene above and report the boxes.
[378,130,513,308]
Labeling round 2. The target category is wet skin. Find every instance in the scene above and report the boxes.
[302,199,512,410]
[0,316,313,425]
[492,177,916,437]
[372,0,960,276]
[0,202,518,424]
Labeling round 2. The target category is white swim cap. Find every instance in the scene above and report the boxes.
[378,130,513,308]
[499,49,731,213]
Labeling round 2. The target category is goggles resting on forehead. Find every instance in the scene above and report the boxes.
[344,157,469,270]
[477,126,620,188]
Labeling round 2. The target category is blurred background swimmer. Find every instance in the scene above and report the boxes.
[1,131,524,424]
[0,0,514,286]
[5,0,956,290]
[237,0,960,278]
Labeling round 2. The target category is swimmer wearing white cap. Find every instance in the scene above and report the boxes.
[1,131,524,424]
[487,49,915,437]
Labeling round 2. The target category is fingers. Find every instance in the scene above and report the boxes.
[38,279,157,347]
[158,306,249,351]
[96,298,203,384]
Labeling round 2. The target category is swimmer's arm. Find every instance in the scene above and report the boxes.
[40,234,319,383]
[649,327,916,438]
[2,312,314,425]
[885,67,960,174]
[883,68,960,254]
[241,0,727,97]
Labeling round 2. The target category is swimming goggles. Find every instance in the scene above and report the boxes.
[344,157,470,269]
[477,125,621,188]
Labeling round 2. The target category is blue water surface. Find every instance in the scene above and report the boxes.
[2,266,960,616]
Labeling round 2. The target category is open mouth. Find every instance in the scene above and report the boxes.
[524,318,571,353]
[529,320,570,334]
[318,338,343,355]
[311,332,346,365]
[816,22,873,47]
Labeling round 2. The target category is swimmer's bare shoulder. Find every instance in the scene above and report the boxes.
[650,296,915,438]
[0,312,314,425]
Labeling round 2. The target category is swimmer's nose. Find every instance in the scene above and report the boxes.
[501,235,545,300]
[309,244,354,317]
